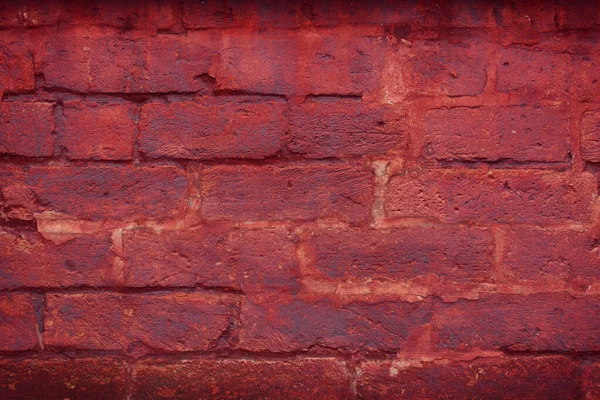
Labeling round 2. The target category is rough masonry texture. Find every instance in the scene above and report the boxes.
[1,0,600,399]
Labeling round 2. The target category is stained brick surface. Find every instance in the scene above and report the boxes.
[0,0,597,398]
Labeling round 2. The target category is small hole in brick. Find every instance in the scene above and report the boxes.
[64,260,76,271]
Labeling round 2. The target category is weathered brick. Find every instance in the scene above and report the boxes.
[0,38,35,93]
[552,1,600,30]
[238,296,431,352]
[582,110,600,162]
[0,0,61,27]
[62,100,137,160]
[201,164,372,223]
[0,358,127,399]
[582,360,600,400]
[495,0,600,32]
[182,0,282,28]
[504,229,599,285]
[496,46,600,101]
[385,169,597,224]
[304,226,493,283]
[23,166,187,221]
[182,0,423,28]
[0,166,33,221]
[289,99,407,158]
[123,226,299,291]
[132,358,348,399]
[0,293,37,351]
[44,292,237,351]
[63,0,178,30]
[0,229,114,288]
[424,106,569,162]
[211,28,384,96]
[183,1,493,30]
[422,0,495,28]
[433,293,600,351]
[40,29,215,93]
[0,102,54,157]
[358,356,579,400]
[139,100,286,159]
[401,36,490,96]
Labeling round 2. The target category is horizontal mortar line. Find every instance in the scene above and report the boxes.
[0,23,503,36]
[6,217,592,231]
[0,349,358,363]
[1,349,598,363]
[0,346,405,361]
[499,348,600,358]
[371,219,592,230]
[429,160,572,169]
[1,91,579,108]
[0,286,245,295]
[3,91,290,101]
[0,156,374,167]
[182,25,501,33]
[7,23,599,35]
[3,287,600,299]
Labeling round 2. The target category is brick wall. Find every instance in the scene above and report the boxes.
[1,0,600,398]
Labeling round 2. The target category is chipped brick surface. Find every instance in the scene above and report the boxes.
[0,0,598,397]
[131,359,349,399]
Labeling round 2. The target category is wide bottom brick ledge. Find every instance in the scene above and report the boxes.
[0,355,597,399]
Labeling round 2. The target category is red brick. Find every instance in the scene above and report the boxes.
[553,1,600,30]
[182,0,423,28]
[581,111,600,162]
[421,0,495,28]
[304,226,493,283]
[0,0,61,27]
[385,169,597,224]
[201,164,372,223]
[40,30,215,93]
[132,358,348,400]
[582,360,600,399]
[402,36,490,96]
[211,28,384,96]
[123,227,299,291]
[496,0,600,32]
[0,102,54,157]
[289,99,407,158]
[0,358,127,399]
[495,2,561,33]
[0,166,33,221]
[358,356,579,400]
[22,166,187,221]
[424,106,569,162]
[182,0,281,28]
[62,0,178,30]
[44,292,237,351]
[63,100,136,160]
[504,229,599,285]
[139,100,286,159]
[0,38,35,93]
[0,229,114,288]
[238,296,431,352]
[182,1,493,30]
[433,293,600,351]
[496,46,600,101]
[0,293,37,351]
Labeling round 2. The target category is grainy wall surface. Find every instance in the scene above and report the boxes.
[1,0,600,398]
